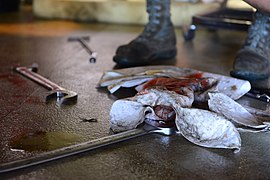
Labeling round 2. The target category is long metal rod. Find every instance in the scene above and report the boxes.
[0,128,150,174]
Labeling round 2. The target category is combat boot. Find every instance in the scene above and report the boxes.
[231,10,270,89]
[113,0,177,67]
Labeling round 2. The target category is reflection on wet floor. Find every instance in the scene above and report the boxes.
[9,131,82,152]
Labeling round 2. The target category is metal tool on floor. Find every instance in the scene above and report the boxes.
[0,122,176,173]
[246,89,270,103]
[15,66,78,105]
[68,36,97,63]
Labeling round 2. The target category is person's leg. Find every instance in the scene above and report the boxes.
[231,1,270,89]
[113,0,177,67]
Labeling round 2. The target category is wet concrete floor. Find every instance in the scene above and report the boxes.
[0,6,270,179]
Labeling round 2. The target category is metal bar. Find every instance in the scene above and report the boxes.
[15,67,62,91]
[0,126,153,173]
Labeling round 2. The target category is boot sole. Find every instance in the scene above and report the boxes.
[232,49,270,80]
[113,49,177,67]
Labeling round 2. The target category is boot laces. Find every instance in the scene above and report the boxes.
[245,11,270,56]
[137,2,162,40]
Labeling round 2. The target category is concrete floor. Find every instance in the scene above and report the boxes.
[0,5,270,180]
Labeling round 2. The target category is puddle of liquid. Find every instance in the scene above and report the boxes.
[9,131,82,152]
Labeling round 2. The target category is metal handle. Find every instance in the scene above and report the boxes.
[0,122,176,173]
[0,128,149,173]
[15,67,63,91]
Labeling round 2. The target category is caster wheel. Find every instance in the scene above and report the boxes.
[182,25,196,41]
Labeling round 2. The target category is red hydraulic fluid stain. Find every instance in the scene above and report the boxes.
[0,73,27,87]
[185,72,204,79]
[0,70,42,120]
[25,96,43,104]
